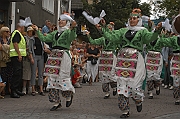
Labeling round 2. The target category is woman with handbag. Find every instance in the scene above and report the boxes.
[0,26,11,96]
[86,23,118,98]
[86,44,100,85]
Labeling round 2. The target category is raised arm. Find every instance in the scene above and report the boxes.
[32,25,54,43]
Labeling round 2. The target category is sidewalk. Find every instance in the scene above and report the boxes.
[0,82,179,119]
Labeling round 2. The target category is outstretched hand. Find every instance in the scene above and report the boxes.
[95,24,102,30]
[100,18,106,26]
[32,24,38,31]
[71,21,77,29]
[156,22,162,30]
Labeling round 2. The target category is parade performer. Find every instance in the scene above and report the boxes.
[156,13,180,105]
[101,9,162,118]
[145,36,163,99]
[32,14,77,111]
[86,23,118,99]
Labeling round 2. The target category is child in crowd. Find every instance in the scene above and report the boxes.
[72,64,82,88]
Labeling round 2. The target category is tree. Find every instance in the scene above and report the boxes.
[79,0,151,39]
[155,0,180,18]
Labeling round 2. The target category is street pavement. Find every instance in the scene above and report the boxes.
[0,82,180,119]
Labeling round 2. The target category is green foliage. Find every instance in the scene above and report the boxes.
[158,0,180,17]
[79,0,151,39]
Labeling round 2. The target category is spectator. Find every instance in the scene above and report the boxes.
[42,20,51,35]
[29,31,45,96]
[71,64,82,88]
[71,11,75,19]
[9,22,26,98]
[22,26,33,95]
[86,44,100,85]
[0,26,11,96]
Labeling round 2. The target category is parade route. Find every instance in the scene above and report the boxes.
[0,82,180,119]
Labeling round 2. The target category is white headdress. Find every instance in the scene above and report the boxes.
[82,10,106,25]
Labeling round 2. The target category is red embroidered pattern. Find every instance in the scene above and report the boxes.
[147,59,160,64]
[46,59,61,66]
[147,52,160,58]
[99,59,113,65]
[116,60,137,69]
[171,69,180,76]
[49,51,64,58]
[173,55,180,61]
[116,69,136,78]
[44,67,60,76]
[146,65,158,71]
[172,63,180,68]
[99,66,112,71]
[101,53,113,58]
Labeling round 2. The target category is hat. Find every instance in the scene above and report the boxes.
[130,8,142,17]
[27,26,34,32]
[59,14,73,21]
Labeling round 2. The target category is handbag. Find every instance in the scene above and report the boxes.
[91,58,97,65]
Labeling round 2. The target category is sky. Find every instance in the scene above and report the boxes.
[140,0,148,3]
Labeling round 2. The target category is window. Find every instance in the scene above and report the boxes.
[42,0,54,14]
[28,0,35,4]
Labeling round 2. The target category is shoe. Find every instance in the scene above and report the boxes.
[161,83,164,87]
[175,100,180,105]
[10,92,20,98]
[50,103,62,111]
[22,87,26,95]
[31,92,36,96]
[136,103,142,112]
[169,86,173,90]
[149,96,153,99]
[156,87,160,95]
[164,85,168,89]
[120,112,129,118]
[39,92,45,96]
[66,95,73,107]
[113,90,117,96]
[16,90,25,96]
[0,95,4,99]
[104,94,110,99]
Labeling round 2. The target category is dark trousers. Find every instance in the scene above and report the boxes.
[164,62,173,86]
[10,56,23,92]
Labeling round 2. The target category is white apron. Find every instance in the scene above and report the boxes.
[145,51,163,81]
[116,48,146,101]
[44,49,75,93]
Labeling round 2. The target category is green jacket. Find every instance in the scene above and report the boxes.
[102,27,159,51]
[36,29,77,50]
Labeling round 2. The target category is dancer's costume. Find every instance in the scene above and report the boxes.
[155,14,180,104]
[36,15,77,108]
[89,28,118,98]
[102,10,160,117]
[145,38,163,99]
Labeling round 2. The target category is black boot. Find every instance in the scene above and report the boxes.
[66,95,73,107]
[156,87,160,95]
[50,103,62,111]
[136,103,142,112]
[16,90,25,96]
[113,90,117,96]
[10,92,20,98]
[120,112,129,118]
[104,94,110,99]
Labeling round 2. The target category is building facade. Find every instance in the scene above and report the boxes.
[0,0,72,32]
